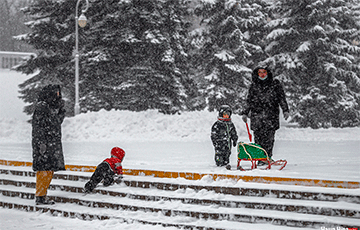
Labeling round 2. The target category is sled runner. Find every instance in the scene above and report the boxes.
[236,142,287,171]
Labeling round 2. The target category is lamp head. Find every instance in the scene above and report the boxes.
[78,13,87,27]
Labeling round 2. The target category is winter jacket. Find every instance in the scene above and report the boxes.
[211,118,238,151]
[32,85,66,171]
[103,147,125,175]
[104,157,123,175]
[242,67,289,131]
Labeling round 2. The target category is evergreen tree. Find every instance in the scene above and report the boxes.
[192,0,269,112]
[15,0,76,116]
[78,0,194,114]
[264,0,360,128]
[16,0,195,115]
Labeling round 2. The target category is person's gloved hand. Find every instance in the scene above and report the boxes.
[113,175,123,183]
[242,115,248,123]
[283,112,290,120]
[115,175,123,180]
[59,99,65,108]
[233,141,237,147]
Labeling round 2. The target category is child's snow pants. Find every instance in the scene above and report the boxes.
[84,162,114,192]
[214,143,231,167]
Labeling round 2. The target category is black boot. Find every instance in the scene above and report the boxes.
[84,181,94,193]
[35,196,55,205]
[257,160,268,166]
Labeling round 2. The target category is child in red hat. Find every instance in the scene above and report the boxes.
[84,147,125,193]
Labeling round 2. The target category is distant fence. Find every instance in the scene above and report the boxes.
[0,51,36,69]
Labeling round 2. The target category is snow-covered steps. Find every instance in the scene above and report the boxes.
[2,181,359,221]
[1,167,360,203]
[0,185,359,229]
[0,195,238,230]
[1,177,360,220]
[0,194,329,230]
[1,166,360,229]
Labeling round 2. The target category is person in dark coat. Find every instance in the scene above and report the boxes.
[32,84,66,205]
[241,66,289,165]
[84,147,125,193]
[211,105,238,169]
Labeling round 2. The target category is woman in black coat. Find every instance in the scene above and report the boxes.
[241,67,289,164]
[32,84,66,205]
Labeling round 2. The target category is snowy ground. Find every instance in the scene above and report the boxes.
[0,68,359,229]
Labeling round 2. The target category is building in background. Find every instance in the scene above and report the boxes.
[0,51,35,69]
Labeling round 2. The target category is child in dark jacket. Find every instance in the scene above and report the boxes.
[211,105,238,169]
[84,147,125,193]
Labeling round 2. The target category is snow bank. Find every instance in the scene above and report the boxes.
[62,109,251,142]
[0,109,359,143]
[0,117,31,143]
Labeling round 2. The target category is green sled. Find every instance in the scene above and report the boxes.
[237,142,268,160]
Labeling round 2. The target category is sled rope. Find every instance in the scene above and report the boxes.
[239,143,253,161]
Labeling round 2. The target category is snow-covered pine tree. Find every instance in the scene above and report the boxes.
[80,0,193,114]
[16,0,194,115]
[264,0,360,128]
[15,0,76,116]
[192,0,269,112]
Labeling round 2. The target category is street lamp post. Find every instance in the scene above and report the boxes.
[74,0,89,115]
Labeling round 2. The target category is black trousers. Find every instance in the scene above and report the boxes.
[84,162,114,192]
[254,129,276,158]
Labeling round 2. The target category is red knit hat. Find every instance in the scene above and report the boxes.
[111,147,125,161]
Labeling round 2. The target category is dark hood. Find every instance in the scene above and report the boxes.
[38,84,62,108]
[251,66,273,85]
[218,105,232,118]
